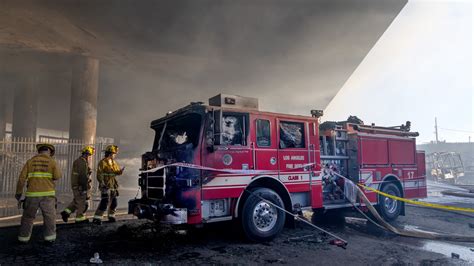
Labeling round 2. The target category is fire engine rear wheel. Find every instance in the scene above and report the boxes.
[241,188,286,242]
[378,183,402,221]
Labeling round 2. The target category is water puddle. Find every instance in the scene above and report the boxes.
[404,225,440,235]
[422,241,474,262]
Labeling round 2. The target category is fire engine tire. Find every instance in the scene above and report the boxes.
[378,183,402,221]
[241,188,286,242]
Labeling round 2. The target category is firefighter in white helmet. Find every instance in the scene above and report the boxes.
[61,146,95,224]
[93,145,125,224]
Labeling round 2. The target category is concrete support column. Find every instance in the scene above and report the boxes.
[69,56,99,144]
[0,87,6,139]
[12,80,38,140]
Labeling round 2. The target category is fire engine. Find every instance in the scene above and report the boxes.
[129,94,427,241]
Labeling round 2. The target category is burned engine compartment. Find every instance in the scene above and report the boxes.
[132,109,206,220]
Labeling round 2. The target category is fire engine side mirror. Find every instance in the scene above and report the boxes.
[213,109,222,146]
[206,110,222,153]
[206,116,215,153]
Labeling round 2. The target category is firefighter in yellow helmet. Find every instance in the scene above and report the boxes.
[93,145,125,224]
[61,146,95,224]
[15,144,61,244]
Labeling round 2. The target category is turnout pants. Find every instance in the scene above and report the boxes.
[18,196,56,242]
[94,189,118,220]
[64,188,89,221]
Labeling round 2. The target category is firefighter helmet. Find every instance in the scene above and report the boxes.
[81,146,95,155]
[36,143,56,156]
[105,145,119,154]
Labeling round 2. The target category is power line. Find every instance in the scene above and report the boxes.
[439,127,474,134]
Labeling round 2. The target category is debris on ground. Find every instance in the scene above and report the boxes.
[330,239,347,249]
[90,252,103,264]
[287,234,324,244]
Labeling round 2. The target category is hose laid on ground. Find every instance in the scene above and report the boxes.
[245,189,348,248]
[0,215,22,221]
[333,172,474,242]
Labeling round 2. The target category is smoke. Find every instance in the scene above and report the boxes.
[115,157,142,188]
[0,0,407,158]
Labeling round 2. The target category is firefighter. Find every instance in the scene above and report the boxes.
[92,145,124,225]
[15,144,61,244]
[61,146,95,224]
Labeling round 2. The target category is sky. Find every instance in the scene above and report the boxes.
[324,0,473,144]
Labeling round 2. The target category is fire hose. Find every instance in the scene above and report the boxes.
[333,172,474,242]
[141,163,474,242]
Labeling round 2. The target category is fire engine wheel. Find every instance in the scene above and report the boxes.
[241,188,286,242]
[378,183,402,221]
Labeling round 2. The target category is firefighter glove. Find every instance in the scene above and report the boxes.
[15,194,21,201]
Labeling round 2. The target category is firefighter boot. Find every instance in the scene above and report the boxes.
[92,218,102,225]
[75,214,89,224]
[61,210,70,223]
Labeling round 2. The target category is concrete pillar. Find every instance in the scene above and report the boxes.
[12,80,38,140]
[69,56,99,144]
[0,87,6,139]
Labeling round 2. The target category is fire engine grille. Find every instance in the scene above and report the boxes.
[146,168,166,200]
[148,177,164,188]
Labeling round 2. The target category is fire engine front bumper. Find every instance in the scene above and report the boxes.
[128,199,188,224]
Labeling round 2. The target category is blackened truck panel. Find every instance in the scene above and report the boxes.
[147,106,206,223]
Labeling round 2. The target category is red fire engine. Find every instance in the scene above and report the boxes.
[129,94,427,241]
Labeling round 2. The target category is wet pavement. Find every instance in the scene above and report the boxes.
[0,182,473,264]
[0,214,453,265]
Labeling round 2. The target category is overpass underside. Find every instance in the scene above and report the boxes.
[0,0,407,143]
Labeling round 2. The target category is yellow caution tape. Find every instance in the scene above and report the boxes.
[359,184,474,213]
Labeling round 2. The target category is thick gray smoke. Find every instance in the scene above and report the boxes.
[0,0,407,159]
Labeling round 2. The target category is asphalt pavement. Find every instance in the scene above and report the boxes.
[0,181,473,265]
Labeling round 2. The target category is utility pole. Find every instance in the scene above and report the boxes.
[434,117,439,144]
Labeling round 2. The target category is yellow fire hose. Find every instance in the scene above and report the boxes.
[333,172,474,242]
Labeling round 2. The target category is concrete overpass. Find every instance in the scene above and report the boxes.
[0,0,407,150]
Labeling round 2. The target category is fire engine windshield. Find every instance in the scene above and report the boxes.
[153,113,202,152]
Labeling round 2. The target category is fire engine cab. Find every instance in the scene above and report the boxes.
[129,94,427,241]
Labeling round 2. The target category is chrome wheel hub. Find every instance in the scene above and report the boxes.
[384,194,398,214]
[252,201,278,232]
